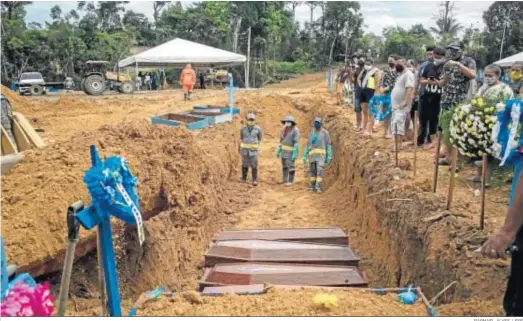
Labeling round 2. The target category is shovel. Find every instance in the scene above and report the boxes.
[57,201,84,316]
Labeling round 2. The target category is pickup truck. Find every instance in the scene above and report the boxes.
[17,72,73,96]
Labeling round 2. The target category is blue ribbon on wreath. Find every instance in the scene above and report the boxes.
[495,99,523,168]
[370,93,392,121]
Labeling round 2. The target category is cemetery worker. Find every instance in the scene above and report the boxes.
[276,115,300,186]
[508,62,523,98]
[240,112,263,186]
[302,117,332,193]
[180,64,196,101]
[481,164,523,316]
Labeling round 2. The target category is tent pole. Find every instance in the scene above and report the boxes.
[135,60,138,91]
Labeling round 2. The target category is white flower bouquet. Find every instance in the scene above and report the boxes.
[449,97,500,158]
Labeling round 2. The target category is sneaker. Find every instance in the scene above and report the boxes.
[252,181,258,186]
[284,182,293,187]
[278,180,285,185]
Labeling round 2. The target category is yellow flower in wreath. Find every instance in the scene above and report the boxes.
[477,98,485,107]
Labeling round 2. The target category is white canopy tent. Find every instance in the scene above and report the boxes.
[118,38,246,68]
[494,51,523,68]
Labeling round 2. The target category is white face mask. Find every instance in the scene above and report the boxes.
[364,65,372,71]
[284,122,291,127]
[485,76,497,86]
[433,58,444,66]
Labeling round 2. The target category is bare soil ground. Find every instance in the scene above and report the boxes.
[0,73,510,316]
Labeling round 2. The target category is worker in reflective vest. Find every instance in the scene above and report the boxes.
[302,117,332,193]
[276,115,300,186]
[180,64,196,101]
[240,113,263,186]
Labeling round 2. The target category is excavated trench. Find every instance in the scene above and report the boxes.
[11,93,505,315]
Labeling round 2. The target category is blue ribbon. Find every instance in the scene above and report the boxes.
[370,94,392,121]
[496,99,523,168]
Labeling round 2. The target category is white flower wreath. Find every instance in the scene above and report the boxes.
[450,97,500,158]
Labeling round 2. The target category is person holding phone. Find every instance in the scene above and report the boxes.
[417,46,446,149]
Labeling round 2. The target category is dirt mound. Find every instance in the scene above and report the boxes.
[1,119,241,281]
[138,288,428,316]
[437,299,504,316]
[1,85,27,108]
[298,97,508,313]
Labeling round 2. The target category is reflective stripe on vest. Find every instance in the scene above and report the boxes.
[282,145,294,151]
[310,148,326,155]
[241,143,259,149]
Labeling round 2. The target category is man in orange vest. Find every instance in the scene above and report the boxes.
[180,64,196,101]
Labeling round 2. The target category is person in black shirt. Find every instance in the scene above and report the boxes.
[199,72,206,90]
[417,46,445,149]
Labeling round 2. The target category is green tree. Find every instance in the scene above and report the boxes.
[430,1,462,44]
[482,1,523,62]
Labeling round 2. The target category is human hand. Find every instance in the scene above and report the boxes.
[480,229,515,259]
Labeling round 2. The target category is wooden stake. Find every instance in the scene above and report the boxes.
[96,230,107,316]
[446,147,458,210]
[413,111,418,179]
[433,133,442,192]
[394,124,399,168]
[429,281,457,305]
[480,154,488,230]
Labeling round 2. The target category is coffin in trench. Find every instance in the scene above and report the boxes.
[204,239,360,267]
[199,262,368,291]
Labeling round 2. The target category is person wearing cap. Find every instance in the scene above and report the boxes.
[436,42,477,166]
[180,64,196,101]
[276,115,300,186]
[240,112,263,186]
[302,117,332,193]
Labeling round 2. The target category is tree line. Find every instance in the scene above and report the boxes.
[1,1,522,88]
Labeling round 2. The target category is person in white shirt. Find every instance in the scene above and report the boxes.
[390,57,415,151]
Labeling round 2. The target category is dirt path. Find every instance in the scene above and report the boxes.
[233,138,334,230]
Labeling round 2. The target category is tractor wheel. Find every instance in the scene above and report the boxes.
[119,81,134,94]
[83,75,106,96]
[29,85,44,96]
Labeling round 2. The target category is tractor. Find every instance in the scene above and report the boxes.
[82,61,134,96]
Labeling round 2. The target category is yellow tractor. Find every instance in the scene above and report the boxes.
[81,61,134,96]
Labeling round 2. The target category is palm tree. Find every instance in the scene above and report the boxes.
[430,1,462,43]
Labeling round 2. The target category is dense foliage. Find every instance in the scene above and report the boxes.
[1,1,522,87]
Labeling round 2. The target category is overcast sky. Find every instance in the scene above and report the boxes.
[25,1,494,37]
